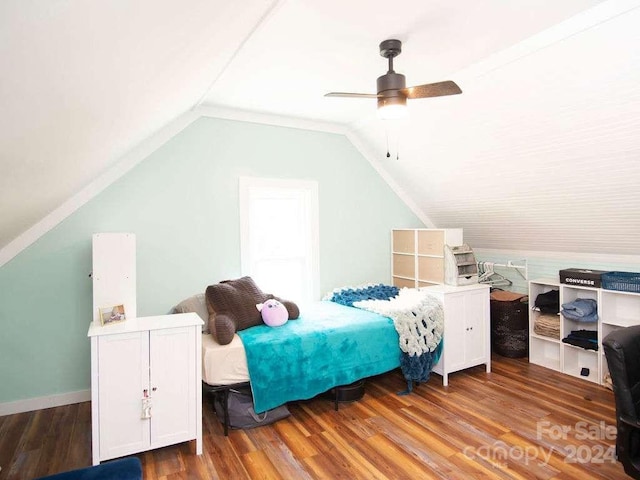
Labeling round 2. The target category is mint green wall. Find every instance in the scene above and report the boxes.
[476,251,640,295]
[0,117,424,404]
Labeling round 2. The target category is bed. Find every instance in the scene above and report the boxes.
[179,295,401,410]
[173,280,443,433]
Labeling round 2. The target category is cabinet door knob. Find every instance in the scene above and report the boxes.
[152,387,157,392]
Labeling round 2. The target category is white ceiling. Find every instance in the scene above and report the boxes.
[2,0,640,262]
[201,0,607,123]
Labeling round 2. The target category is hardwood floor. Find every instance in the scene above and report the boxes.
[0,355,625,479]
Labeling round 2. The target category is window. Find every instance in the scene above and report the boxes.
[239,177,319,303]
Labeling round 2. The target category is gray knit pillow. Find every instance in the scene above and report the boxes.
[173,293,210,334]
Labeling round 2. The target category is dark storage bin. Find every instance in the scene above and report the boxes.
[330,380,365,403]
[326,380,365,411]
[490,292,529,358]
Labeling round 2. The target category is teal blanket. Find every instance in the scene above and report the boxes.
[238,301,400,413]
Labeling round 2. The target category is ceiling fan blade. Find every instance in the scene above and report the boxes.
[324,92,379,98]
[402,80,462,99]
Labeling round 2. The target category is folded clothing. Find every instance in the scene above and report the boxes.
[561,298,597,316]
[561,298,598,322]
[534,290,559,314]
[534,313,560,339]
[566,329,597,339]
[561,310,598,323]
[562,329,598,351]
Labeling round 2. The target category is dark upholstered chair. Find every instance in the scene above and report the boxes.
[34,457,142,480]
[603,326,640,479]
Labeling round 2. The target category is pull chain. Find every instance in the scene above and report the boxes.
[386,129,390,158]
[384,121,400,160]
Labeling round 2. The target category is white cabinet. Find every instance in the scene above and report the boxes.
[529,278,640,385]
[88,314,203,465]
[424,283,491,386]
[391,228,463,288]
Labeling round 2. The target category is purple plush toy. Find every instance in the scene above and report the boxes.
[256,299,289,327]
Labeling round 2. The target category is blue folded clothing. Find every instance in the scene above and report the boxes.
[561,298,597,318]
[561,308,598,323]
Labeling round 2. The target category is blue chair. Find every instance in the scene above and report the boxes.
[35,457,142,480]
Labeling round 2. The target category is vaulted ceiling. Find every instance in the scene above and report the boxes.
[2,0,639,262]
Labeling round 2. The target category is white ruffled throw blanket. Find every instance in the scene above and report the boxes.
[354,288,444,393]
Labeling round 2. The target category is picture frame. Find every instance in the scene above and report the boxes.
[99,304,126,326]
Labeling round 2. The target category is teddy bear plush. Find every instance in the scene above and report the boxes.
[205,276,299,345]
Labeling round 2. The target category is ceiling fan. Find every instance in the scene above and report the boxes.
[325,39,462,119]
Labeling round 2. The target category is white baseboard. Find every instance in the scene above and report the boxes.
[0,389,90,416]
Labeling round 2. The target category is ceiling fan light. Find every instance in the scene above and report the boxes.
[377,96,407,120]
[378,104,407,120]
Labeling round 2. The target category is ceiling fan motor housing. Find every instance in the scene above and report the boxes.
[377,72,407,109]
[377,72,406,93]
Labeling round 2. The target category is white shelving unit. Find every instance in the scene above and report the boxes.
[529,277,640,386]
[561,283,600,383]
[529,278,562,371]
[600,288,640,381]
[391,228,463,288]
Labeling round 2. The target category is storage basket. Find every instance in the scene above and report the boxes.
[602,271,640,293]
[490,295,529,358]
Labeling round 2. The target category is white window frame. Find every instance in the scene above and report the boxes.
[239,176,320,303]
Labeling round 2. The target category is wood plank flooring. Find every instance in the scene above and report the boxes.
[0,355,625,479]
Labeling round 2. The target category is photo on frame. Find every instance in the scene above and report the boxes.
[99,304,126,325]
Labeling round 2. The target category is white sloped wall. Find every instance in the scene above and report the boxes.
[352,3,640,256]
